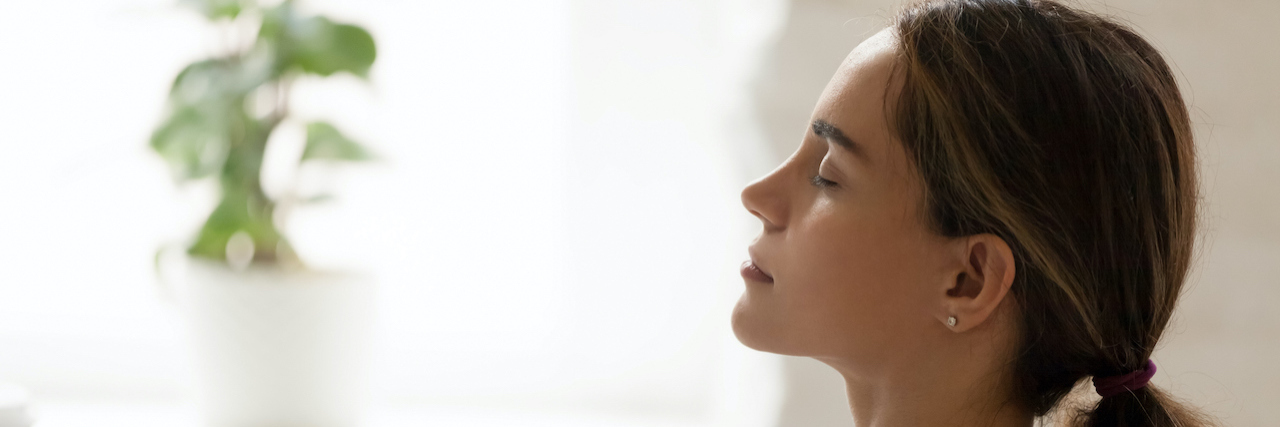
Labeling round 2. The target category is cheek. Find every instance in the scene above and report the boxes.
[776,205,940,356]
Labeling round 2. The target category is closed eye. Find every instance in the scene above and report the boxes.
[811,174,838,188]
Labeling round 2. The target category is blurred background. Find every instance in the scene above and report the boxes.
[0,0,1275,426]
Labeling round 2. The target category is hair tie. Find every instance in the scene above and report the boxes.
[1093,360,1157,398]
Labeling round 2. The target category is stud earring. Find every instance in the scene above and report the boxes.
[947,316,957,327]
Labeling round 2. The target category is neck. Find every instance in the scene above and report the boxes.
[815,339,1034,427]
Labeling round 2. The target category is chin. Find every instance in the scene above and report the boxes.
[730,296,790,354]
[732,296,839,359]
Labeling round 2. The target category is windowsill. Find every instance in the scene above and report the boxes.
[30,400,711,427]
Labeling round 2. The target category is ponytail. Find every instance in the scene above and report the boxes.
[1079,384,1214,427]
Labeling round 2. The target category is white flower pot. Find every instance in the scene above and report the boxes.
[175,258,375,427]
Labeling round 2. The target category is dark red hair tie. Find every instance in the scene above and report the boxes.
[1093,360,1157,398]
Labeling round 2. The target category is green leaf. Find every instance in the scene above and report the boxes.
[180,0,253,20]
[154,56,271,182]
[259,3,377,78]
[170,60,221,104]
[169,58,271,104]
[150,106,231,181]
[293,20,377,78]
[303,121,373,161]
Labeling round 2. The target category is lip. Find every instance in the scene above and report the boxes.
[741,247,775,284]
[741,261,774,283]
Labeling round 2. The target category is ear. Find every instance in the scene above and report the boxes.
[938,234,1016,333]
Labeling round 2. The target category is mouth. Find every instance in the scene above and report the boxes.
[740,251,775,284]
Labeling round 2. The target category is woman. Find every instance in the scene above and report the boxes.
[734,0,1215,426]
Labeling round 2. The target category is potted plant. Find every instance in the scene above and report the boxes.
[150,0,378,425]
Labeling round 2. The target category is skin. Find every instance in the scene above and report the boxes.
[734,28,1034,427]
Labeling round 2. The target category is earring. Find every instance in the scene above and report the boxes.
[947,316,957,327]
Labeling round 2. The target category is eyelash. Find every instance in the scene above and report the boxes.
[810,174,838,189]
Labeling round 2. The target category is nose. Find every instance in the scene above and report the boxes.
[741,168,788,233]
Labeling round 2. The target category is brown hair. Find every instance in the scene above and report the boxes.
[890,0,1213,425]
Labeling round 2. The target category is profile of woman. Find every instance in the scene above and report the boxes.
[734,0,1214,426]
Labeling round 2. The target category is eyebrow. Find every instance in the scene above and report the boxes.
[811,119,863,157]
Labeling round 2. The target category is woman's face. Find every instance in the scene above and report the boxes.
[734,29,958,370]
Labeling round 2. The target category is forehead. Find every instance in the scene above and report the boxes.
[811,28,902,166]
